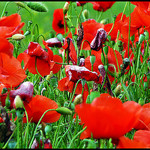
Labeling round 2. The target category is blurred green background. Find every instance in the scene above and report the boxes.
[0,1,135,51]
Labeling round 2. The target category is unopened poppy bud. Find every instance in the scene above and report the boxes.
[101,53,105,64]
[24,30,31,36]
[103,46,108,55]
[139,34,145,44]
[56,107,72,115]
[12,34,25,40]
[45,125,52,134]
[90,28,107,51]
[114,84,122,96]
[144,31,149,41]
[15,2,26,8]
[63,2,69,15]
[100,18,108,25]
[90,55,96,66]
[13,95,24,109]
[56,33,64,43]
[46,71,53,81]
[74,94,83,105]
[82,9,89,19]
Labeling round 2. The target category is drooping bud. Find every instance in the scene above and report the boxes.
[114,84,122,96]
[139,34,145,44]
[74,94,83,105]
[82,9,89,20]
[63,2,69,15]
[13,95,24,109]
[12,34,25,40]
[56,107,72,115]
[90,28,107,51]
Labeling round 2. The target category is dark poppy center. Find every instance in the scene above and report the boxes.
[58,20,64,28]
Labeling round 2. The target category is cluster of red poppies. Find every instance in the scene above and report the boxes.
[0,1,150,149]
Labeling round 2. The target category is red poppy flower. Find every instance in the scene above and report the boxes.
[52,8,68,35]
[85,46,123,83]
[90,2,116,12]
[81,19,105,50]
[117,130,150,148]
[0,37,14,57]
[134,103,150,130]
[75,93,142,139]
[23,95,61,124]
[17,41,62,76]
[62,37,77,65]
[0,53,26,88]
[0,13,24,38]
[131,2,150,15]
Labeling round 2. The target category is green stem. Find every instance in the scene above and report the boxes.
[128,1,131,58]
[28,108,56,148]
[68,126,87,148]
[1,2,9,18]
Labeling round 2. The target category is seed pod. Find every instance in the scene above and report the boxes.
[26,2,48,12]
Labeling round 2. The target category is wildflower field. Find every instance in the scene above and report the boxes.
[0,1,150,149]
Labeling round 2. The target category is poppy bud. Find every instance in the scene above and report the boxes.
[63,2,69,15]
[114,84,122,96]
[90,28,107,51]
[56,33,64,44]
[56,107,72,115]
[139,34,145,44]
[24,30,31,36]
[101,53,105,64]
[45,125,52,134]
[79,57,85,66]
[26,2,48,12]
[74,94,83,105]
[82,9,89,20]
[103,46,108,55]
[90,55,96,66]
[100,18,109,25]
[144,31,149,41]
[13,95,24,109]
[15,2,26,8]
[46,71,53,81]
[12,34,25,40]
